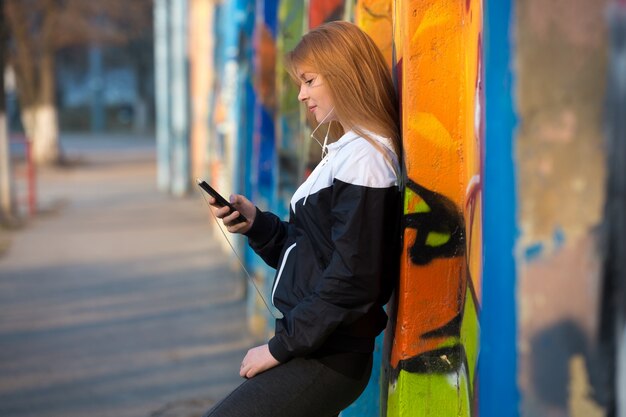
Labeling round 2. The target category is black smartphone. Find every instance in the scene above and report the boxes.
[196,179,247,224]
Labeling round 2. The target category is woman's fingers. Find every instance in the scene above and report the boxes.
[216,206,233,220]
[239,362,260,379]
[239,363,249,378]
[224,212,248,231]
[206,193,254,234]
[230,195,255,220]
[238,345,279,379]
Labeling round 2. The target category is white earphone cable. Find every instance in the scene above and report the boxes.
[310,107,335,159]
[199,191,283,320]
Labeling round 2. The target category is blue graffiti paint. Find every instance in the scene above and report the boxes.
[252,0,279,211]
[553,227,565,250]
[236,0,256,198]
[257,107,276,200]
[524,242,544,262]
[480,0,520,416]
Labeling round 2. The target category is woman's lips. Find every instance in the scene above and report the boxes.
[308,106,316,113]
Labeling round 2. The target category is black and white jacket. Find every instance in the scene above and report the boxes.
[245,130,401,363]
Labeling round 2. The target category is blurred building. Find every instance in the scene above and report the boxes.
[55,40,155,134]
[154,0,625,416]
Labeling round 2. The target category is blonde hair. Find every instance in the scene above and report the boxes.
[285,21,401,159]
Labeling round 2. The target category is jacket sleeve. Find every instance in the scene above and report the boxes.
[245,208,291,269]
[268,179,399,362]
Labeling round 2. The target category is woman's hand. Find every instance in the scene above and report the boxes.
[207,194,256,234]
[239,344,280,379]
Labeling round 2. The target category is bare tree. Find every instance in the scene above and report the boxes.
[4,0,152,164]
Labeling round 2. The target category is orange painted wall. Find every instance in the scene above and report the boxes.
[355,0,393,68]
[393,0,482,365]
[387,0,483,414]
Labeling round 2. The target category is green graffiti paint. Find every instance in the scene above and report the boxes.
[387,368,471,417]
[425,231,451,247]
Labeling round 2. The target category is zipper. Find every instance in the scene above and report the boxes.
[272,242,297,305]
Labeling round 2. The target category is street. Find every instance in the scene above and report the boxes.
[0,134,250,417]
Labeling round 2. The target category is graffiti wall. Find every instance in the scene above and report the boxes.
[189,0,484,415]
[387,1,483,416]
[275,0,305,220]
[252,0,278,211]
[174,0,626,415]
[355,0,393,68]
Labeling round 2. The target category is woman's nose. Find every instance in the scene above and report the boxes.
[298,85,307,102]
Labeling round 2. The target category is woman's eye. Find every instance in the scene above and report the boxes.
[305,78,314,85]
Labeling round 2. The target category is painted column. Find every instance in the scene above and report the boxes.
[387,1,483,416]
[275,0,305,220]
[252,0,278,211]
[480,0,519,416]
[309,0,346,28]
[211,1,236,199]
[188,0,215,181]
[210,0,253,255]
[354,0,393,67]
[246,0,281,337]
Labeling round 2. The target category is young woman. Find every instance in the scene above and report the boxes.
[203,20,401,417]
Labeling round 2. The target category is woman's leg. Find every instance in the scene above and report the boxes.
[202,355,372,417]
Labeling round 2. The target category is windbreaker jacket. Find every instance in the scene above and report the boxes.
[245,130,401,363]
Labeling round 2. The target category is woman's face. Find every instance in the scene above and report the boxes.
[296,67,337,125]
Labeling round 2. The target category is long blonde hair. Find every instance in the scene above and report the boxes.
[285,21,401,159]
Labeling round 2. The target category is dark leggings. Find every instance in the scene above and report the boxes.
[201,354,372,417]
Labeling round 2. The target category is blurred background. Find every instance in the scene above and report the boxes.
[0,1,625,417]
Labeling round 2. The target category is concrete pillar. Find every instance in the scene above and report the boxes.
[170,0,190,196]
[154,0,171,192]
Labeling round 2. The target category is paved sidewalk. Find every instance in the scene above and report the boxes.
[0,134,250,417]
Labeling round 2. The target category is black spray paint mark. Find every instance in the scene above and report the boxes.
[404,179,466,265]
